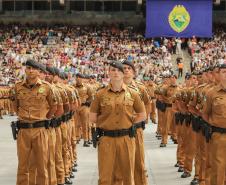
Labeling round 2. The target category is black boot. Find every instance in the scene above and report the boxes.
[65,177,73,184]
[174,162,180,167]
[83,141,90,147]
[70,172,75,178]
[72,166,77,172]
[178,166,184,172]
[181,171,191,178]
[190,178,199,185]
[73,161,78,167]
[88,140,93,144]
[160,143,166,147]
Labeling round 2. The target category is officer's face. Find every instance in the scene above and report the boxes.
[39,71,46,80]
[123,65,134,78]
[213,68,220,83]
[191,75,198,85]
[45,73,53,83]
[109,67,124,81]
[53,75,58,83]
[219,68,226,84]
[77,77,82,84]
[170,76,176,84]
[25,67,39,80]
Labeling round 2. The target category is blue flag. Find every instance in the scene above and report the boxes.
[146,0,212,38]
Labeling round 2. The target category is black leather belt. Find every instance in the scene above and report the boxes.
[50,118,62,128]
[98,126,136,138]
[17,120,50,129]
[134,121,146,130]
[166,103,172,107]
[212,126,226,134]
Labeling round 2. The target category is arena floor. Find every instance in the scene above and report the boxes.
[0,115,194,185]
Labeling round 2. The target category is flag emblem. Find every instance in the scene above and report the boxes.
[168,5,190,33]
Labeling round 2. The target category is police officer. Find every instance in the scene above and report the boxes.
[90,61,146,185]
[74,73,93,147]
[122,60,150,185]
[12,60,57,185]
[202,63,226,185]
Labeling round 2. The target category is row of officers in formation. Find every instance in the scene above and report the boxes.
[2,59,226,185]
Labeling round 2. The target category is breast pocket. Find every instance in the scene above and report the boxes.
[100,101,112,114]
[17,92,27,106]
[213,98,225,115]
[32,93,47,105]
[123,99,134,113]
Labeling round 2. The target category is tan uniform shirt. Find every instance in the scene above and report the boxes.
[75,83,93,104]
[13,79,57,123]
[204,85,226,129]
[128,80,150,106]
[90,84,145,130]
[55,83,70,105]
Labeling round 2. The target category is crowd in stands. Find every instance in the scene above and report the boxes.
[0,23,225,87]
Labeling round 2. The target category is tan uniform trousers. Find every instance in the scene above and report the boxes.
[176,123,186,167]
[55,126,65,184]
[72,114,78,163]
[210,132,226,185]
[47,128,57,185]
[162,107,173,144]
[98,136,135,185]
[78,106,89,141]
[183,124,197,174]
[134,128,148,185]
[150,100,156,123]
[29,127,57,185]
[157,110,163,135]
[196,133,207,185]
[60,122,71,178]
[17,128,48,185]
[70,117,76,167]
[170,114,177,141]
[67,119,74,173]
[112,128,147,185]
[205,141,211,185]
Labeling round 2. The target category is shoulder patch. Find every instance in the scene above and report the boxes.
[135,81,144,85]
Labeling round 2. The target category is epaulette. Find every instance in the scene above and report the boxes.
[128,85,139,92]
[135,80,145,86]
[197,83,207,89]
[97,84,106,92]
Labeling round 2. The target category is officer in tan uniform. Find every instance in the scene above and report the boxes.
[28,63,62,185]
[61,72,78,183]
[0,87,4,119]
[202,63,226,185]
[202,65,221,185]
[45,66,65,185]
[160,74,178,147]
[75,73,93,147]
[53,68,72,185]
[12,60,57,185]
[90,61,146,185]
[120,60,151,185]
[145,77,157,124]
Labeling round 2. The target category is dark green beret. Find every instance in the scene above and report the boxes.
[46,66,56,76]
[109,61,124,73]
[38,63,47,73]
[25,60,40,70]
[122,60,135,71]
[76,73,84,78]
[219,63,226,69]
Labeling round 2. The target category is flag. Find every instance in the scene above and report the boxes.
[60,0,65,5]
[146,0,212,38]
